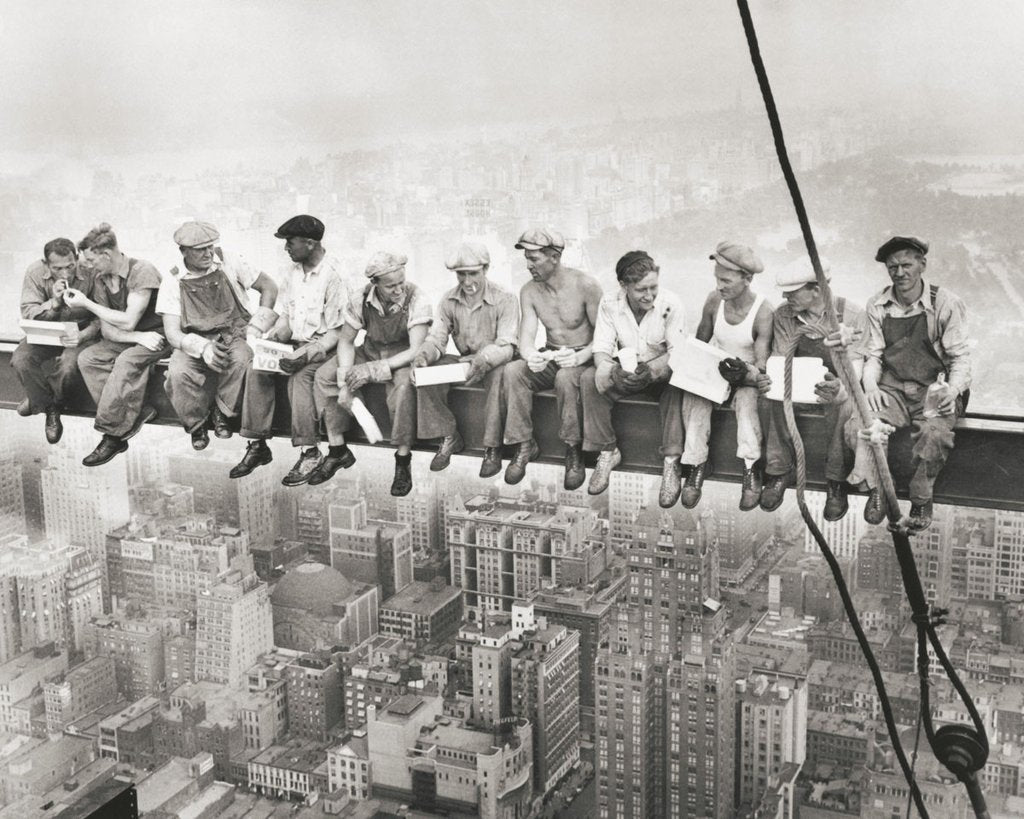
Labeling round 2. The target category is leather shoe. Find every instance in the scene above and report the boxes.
[230,440,273,479]
[191,427,210,451]
[588,448,621,495]
[391,456,413,497]
[124,405,158,441]
[212,406,233,439]
[908,500,933,532]
[430,432,464,472]
[282,448,322,487]
[44,407,63,445]
[479,447,502,479]
[564,444,586,491]
[680,461,710,509]
[504,440,539,485]
[659,459,682,508]
[17,399,32,417]
[739,462,763,511]
[823,480,849,521]
[83,434,128,467]
[863,488,885,525]
[308,447,356,485]
[759,472,790,512]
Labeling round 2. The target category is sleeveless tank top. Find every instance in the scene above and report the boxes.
[712,293,764,363]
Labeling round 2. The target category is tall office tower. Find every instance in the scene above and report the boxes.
[194,556,273,689]
[0,456,25,534]
[65,547,104,653]
[995,510,1024,597]
[284,652,343,741]
[803,490,866,560]
[447,494,600,622]
[470,624,515,728]
[296,485,350,565]
[0,537,70,655]
[329,496,413,600]
[126,425,176,486]
[734,671,808,813]
[704,484,775,588]
[854,535,904,595]
[5,420,49,539]
[608,471,652,542]
[911,504,953,605]
[964,526,997,599]
[396,485,440,556]
[167,451,274,547]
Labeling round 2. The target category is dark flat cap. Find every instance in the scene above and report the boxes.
[875,236,928,262]
[274,215,324,241]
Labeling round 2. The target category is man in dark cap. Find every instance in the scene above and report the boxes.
[157,221,279,450]
[14,237,100,444]
[502,227,603,490]
[581,250,685,501]
[412,242,518,477]
[846,236,970,531]
[229,215,350,486]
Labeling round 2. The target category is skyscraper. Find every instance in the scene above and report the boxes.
[329,496,413,600]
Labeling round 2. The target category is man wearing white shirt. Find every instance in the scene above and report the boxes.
[582,251,684,500]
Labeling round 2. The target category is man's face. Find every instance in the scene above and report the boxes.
[784,283,819,313]
[284,236,315,263]
[375,269,407,306]
[524,249,559,283]
[45,252,77,281]
[182,244,216,272]
[885,249,926,299]
[456,267,487,297]
[83,248,113,276]
[623,270,659,313]
[713,264,750,301]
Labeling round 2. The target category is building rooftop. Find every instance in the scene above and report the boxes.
[99,696,161,731]
[251,740,328,773]
[3,735,94,785]
[418,720,501,758]
[270,561,356,615]
[136,757,196,814]
[176,781,234,819]
[807,710,869,738]
[0,647,64,685]
[381,580,461,616]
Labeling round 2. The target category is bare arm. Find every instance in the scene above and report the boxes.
[518,286,540,357]
[696,293,718,343]
[387,324,428,371]
[751,301,774,372]
[336,324,358,370]
[250,272,278,308]
[76,287,154,331]
[163,313,185,351]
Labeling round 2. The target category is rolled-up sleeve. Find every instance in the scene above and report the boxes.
[322,273,348,330]
[591,297,618,359]
[407,289,433,329]
[343,287,365,331]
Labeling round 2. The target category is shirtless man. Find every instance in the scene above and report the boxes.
[502,228,603,490]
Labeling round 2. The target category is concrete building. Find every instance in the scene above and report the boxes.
[0,734,97,806]
[248,739,330,801]
[996,511,1024,597]
[42,655,118,733]
[0,537,70,657]
[397,486,441,555]
[344,655,436,731]
[64,547,104,653]
[285,652,344,742]
[98,695,162,767]
[805,710,872,769]
[379,578,462,644]
[0,645,67,734]
[803,491,865,561]
[83,612,166,699]
[328,731,370,801]
[329,497,413,600]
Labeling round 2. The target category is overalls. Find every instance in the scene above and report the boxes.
[164,259,253,432]
[314,284,418,448]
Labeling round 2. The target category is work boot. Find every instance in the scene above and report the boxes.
[308,445,356,485]
[759,472,790,512]
[588,448,621,496]
[82,434,128,467]
[863,488,886,525]
[282,447,322,487]
[229,439,273,479]
[739,462,763,511]
[191,426,210,451]
[479,447,502,479]
[823,480,849,522]
[430,432,464,472]
[659,458,682,508]
[908,501,934,532]
[680,461,710,509]
[124,405,158,441]
[564,444,586,491]
[44,407,63,445]
[211,406,233,439]
[504,440,539,485]
[391,453,413,497]
[17,399,32,417]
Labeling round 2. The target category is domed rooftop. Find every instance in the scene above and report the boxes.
[270,561,356,616]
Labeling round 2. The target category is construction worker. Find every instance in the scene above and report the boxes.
[311,251,432,496]
[157,221,279,450]
[412,242,518,477]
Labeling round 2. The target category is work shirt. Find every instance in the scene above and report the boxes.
[864,278,971,394]
[155,250,259,317]
[418,281,518,367]
[591,288,684,363]
[771,297,867,362]
[344,281,432,333]
[20,259,97,327]
[93,254,163,332]
[277,251,348,343]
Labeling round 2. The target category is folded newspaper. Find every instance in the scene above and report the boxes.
[250,339,294,373]
[765,356,827,404]
[19,319,80,347]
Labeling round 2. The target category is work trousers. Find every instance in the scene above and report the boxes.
[503,359,587,446]
[164,336,252,432]
[764,396,854,482]
[416,355,505,447]
[680,386,762,466]
[12,339,96,413]
[314,348,416,449]
[240,350,326,447]
[846,379,961,504]
[78,339,167,437]
[580,371,682,456]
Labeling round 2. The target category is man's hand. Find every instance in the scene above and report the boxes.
[526,351,548,373]
[463,353,489,386]
[610,363,634,392]
[412,350,431,370]
[337,384,354,409]
[754,372,773,395]
[62,288,90,309]
[136,332,165,353]
[859,418,896,444]
[595,360,616,393]
[718,357,748,385]
[936,391,957,416]
[202,341,230,372]
[52,279,68,297]
[625,361,653,390]
[864,385,889,413]
[58,332,78,347]
[345,364,371,391]
[824,324,864,349]
[246,325,262,340]
[553,348,591,368]
[279,347,309,375]
[814,372,845,404]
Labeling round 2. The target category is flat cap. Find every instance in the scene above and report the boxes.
[365,251,408,279]
[710,241,764,275]
[274,214,324,241]
[515,227,565,252]
[173,221,220,249]
[776,257,831,292]
[875,236,928,263]
[446,242,490,271]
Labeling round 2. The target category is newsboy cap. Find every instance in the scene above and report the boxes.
[710,241,764,275]
[365,251,408,279]
[775,257,831,292]
[173,221,220,249]
[515,227,565,252]
[874,236,929,263]
[446,242,490,271]
[274,215,325,242]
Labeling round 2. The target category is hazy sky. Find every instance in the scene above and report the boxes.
[2,0,1023,159]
